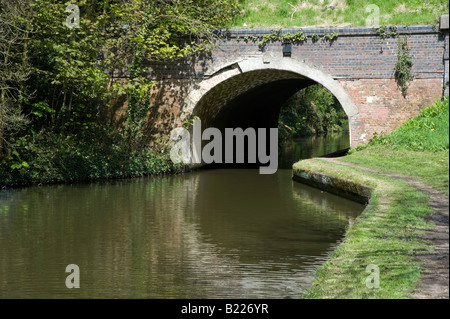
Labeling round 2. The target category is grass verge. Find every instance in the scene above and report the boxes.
[341,147,449,196]
[293,159,434,298]
[344,97,449,195]
[232,0,449,28]
[294,98,448,298]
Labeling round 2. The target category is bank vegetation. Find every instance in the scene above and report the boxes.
[296,98,449,298]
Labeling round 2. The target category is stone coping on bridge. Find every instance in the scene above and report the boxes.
[218,24,442,38]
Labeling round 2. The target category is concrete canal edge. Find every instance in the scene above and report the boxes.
[292,163,372,205]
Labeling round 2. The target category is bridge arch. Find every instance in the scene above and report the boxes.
[182,57,359,145]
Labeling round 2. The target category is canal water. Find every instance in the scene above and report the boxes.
[0,132,364,298]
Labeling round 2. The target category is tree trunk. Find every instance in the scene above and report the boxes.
[67,91,73,123]
[18,26,30,111]
[0,43,11,154]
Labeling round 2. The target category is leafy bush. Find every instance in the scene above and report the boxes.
[0,127,182,187]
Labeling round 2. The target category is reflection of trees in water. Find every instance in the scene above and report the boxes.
[0,176,244,298]
[141,173,244,298]
[279,131,350,169]
[0,161,362,298]
[291,181,361,230]
[185,169,364,297]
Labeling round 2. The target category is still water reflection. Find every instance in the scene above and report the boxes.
[0,132,363,298]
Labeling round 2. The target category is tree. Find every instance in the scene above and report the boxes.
[1,0,241,180]
[278,84,348,137]
[24,0,240,133]
[0,0,31,154]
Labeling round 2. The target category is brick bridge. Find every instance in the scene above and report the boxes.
[110,20,449,149]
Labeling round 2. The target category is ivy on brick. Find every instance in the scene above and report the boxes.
[323,32,339,42]
[258,29,307,49]
[376,25,398,53]
[395,36,414,97]
[236,29,339,50]
[375,25,398,38]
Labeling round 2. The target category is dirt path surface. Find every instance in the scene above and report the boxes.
[318,157,449,299]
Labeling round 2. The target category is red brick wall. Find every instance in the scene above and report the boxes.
[108,25,448,148]
[341,78,444,146]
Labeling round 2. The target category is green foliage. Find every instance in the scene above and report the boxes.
[0,127,183,187]
[182,116,201,129]
[0,0,237,186]
[259,29,306,48]
[31,101,54,118]
[0,0,31,152]
[278,84,348,139]
[25,0,239,135]
[260,30,281,48]
[254,29,339,50]
[360,97,449,152]
[311,33,320,42]
[375,25,398,38]
[395,36,414,97]
[280,30,308,43]
[323,32,339,42]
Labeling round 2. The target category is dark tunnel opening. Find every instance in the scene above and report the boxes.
[189,69,347,170]
[204,78,314,130]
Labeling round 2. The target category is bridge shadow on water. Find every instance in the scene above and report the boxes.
[199,131,351,171]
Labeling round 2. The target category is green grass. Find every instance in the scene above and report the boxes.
[231,0,449,28]
[344,97,449,195]
[363,97,449,152]
[294,98,449,298]
[294,160,434,298]
[342,147,449,196]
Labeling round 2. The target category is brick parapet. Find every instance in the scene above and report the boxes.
[148,25,446,83]
[125,24,448,147]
